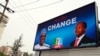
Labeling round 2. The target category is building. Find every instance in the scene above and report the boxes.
[0,12,9,39]
[0,45,24,56]
[0,46,12,56]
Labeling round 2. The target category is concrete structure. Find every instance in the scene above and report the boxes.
[0,46,24,56]
[35,47,100,56]
[0,12,9,39]
[0,46,12,56]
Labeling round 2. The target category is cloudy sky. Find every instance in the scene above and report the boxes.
[0,0,100,54]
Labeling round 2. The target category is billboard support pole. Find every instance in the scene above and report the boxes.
[39,51,42,56]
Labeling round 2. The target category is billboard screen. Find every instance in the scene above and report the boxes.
[33,2,98,51]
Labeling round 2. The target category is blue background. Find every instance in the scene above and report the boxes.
[33,2,97,50]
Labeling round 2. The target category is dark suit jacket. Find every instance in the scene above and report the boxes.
[71,35,95,47]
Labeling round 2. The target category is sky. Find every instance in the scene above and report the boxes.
[0,0,100,54]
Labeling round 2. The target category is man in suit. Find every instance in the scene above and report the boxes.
[71,22,95,47]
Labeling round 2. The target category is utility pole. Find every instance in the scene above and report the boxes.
[0,0,9,23]
[0,0,14,23]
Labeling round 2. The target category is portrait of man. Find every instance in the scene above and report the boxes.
[34,28,50,50]
[71,22,95,47]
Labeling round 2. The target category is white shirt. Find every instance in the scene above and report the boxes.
[34,43,50,50]
[75,34,85,46]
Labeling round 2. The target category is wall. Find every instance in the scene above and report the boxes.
[39,47,100,56]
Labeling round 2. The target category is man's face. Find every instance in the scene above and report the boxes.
[40,33,46,46]
[75,23,86,37]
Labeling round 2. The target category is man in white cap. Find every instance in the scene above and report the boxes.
[34,28,50,50]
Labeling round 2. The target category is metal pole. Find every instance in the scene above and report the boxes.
[39,51,42,56]
[0,0,9,23]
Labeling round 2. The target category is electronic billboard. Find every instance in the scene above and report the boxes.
[33,2,98,51]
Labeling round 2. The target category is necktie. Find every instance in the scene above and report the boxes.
[74,38,79,47]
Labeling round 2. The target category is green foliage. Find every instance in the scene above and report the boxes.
[0,52,4,56]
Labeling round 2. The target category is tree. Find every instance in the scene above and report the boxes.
[12,34,23,56]
[23,52,29,56]
[0,52,4,56]
[30,53,34,56]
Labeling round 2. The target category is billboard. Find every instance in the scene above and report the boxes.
[33,2,98,51]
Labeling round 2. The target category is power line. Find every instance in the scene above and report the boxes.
[1,0,63,29]
[14,0,63,12]
[11,0,40,8]
[11,0,34,30]
[10,0,63,28]
[0,1,15,13]
[25,11,36,25]
[17,0,35,29]
[0,0,15,24]
[17,0,36,25]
